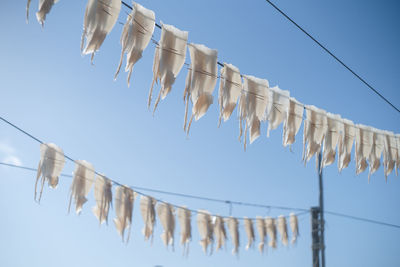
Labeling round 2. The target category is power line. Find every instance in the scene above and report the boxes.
[264,0,400,114]
[325,211,400,229]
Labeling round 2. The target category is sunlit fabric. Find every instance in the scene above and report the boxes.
[289,213,299,244]
[183,43,218,135]
[227,217,240,255]
[218,63,242,126]
[282,97,304,147]
[177,207,191,255]
[256,216,266,253]
[265,217,277,248]
[213,215,227,251]
[197,210,214,254]
[239,75,269,150]
[68,160,95,214]
[368,129,384,182]
[277,215,288,246]
[81,0,121,63]
[149,23,188,112]
[114,2,155,86]
[355,125,374,176]
[382,132,397,178]
[338,119,356,172]
[244,217,255,250]
[26,0,58,26]
[35,143,65,202]
[321,113,343,169]
[157,202,175,249]
[140,195,156,242]
[92,174,112,224]
[114,186,137,242]
[266,86,290,137]
[396,134,400,175]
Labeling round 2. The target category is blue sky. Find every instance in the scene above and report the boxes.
[0,0,399,266]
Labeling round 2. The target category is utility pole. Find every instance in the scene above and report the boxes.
[318,151,326,267]
[311,207,320,267]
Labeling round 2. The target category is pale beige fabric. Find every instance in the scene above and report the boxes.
[277,215,288,246]
[35,143,65,202]
[266,86,290,137]
[197,210,214,254]
[239,75,269,150]
[256,216,266,253]
[26,0,58,26]
[227,217,240,255]
[114,186,137,242]
[396,134,400,175]
[92,174,112,225]
[368,129,384,181]
[355,125,374,175]
[338,119,356,172]
[265,217,277,248]
[157,202,175,249]
[321,113,343,169]
[177,207,191,255]
[213,216,227,251]
[68,160,95,214]
[303,106,328,167]
[243,217,255,250]
[183,43,218,135]
[81,0,121,63]
[282,97,304,147]
[149,24,188,112]
[218,63,242,126]
[140,195,156,242]
[289,213,299,244]
[114,2,155,86]
[382,132,397,179]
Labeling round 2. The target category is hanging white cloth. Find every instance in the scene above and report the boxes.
[149,23,188,112]
[321,113,343,169]
[183,43,218,135]
[197,210,214,254]
[213,215,227,251]
[227,217,240,255]
[355,125,374,176]
[26,0,58,26]
[140,195,156,242]
[243,217,255,250]
[289,213,299,244]
[282,97,304,147]
[396,134,400,175]
[383,132,397,178]
[81,0,121,63]
[177,206,191,255]
[92,174,112,225]
[303,105,328,168]
[157,202,175,249]
[277,215,289,246]
[256,216,266,253]
[368,129,384,181]
[239,75,269,150]
[114,186,137,242]
[35,143,65,202]
[265,217,277,248]
[114,2,155,86]
[337,118,356,172]
[266,86,290,137]
[68,160,95,214]
[218,63,242,126]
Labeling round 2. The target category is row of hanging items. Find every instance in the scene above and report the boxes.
[25,1,400,179]
[35,142,300,255]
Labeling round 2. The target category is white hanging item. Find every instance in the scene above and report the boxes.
[337,119,356,172]
[266,86,290,137]
[396,134,400,175]
[227,217,240,255]
[368,129,384,182]
[218,63,242,126]
[321,113,343,169]
[303,105,328,167]
[265,217,277,248]
[114,2,155,86]
[383,132,397,178]
[289,213,299,244]
[177,206,191,255]
[81,0,121,63]
[157,202,175,249]
[282,97,304,147]
[149,23,188,112]
[197,210,214,254]
[243,217,255,250]
[140,195,156,242]
[256,216,266,253]
[68,160,95,214]
[114,186,137,242]
[239,75,269,150]
[277,215,289,246]
[355,125,374,176]
[35,143,65,202]
[92,174,112,225]
[26,0,59,26]
[183,43,218,135]
[213,215,227,251]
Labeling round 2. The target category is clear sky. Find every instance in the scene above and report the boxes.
[0,0,399,266]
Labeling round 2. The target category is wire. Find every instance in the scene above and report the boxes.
[325,211,400,229]
[264,0,400,114]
